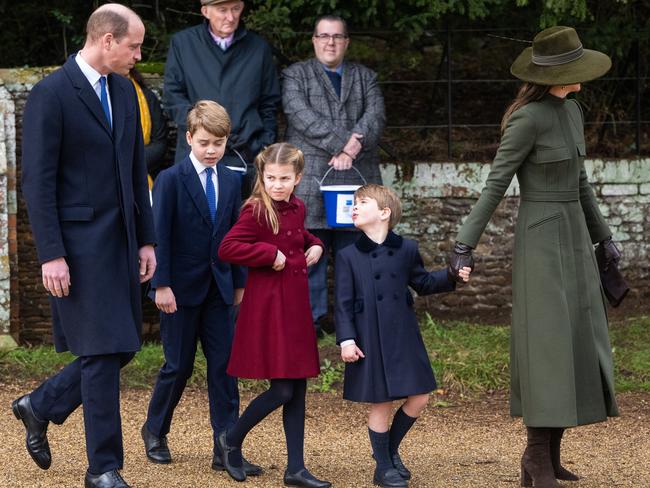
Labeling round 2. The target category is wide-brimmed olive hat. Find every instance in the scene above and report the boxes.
[510,26,611,85]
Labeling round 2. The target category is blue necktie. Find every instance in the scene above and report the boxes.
[205,167,217,222]
[99,76,112,128]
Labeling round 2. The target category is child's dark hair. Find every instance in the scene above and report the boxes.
[354,184,402,229]
[246,142,305,234]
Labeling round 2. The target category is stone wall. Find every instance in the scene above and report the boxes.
[384,160,650,321]
[0,84,15,343]
[0,68,648,344]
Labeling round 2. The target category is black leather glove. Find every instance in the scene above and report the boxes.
[448,242,475,283]
[597,237,621,271]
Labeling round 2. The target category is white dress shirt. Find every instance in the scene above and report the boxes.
[75,52,113,121]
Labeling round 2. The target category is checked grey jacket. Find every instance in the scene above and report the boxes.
[282,58,386,229]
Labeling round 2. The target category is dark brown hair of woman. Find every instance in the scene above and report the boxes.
[500,83,550,133]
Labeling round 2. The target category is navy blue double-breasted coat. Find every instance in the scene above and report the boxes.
[335,232,455,403]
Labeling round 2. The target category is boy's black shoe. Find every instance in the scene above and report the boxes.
[284,468,332,488]
[141,424,171,464]
[391,453,412,480]
[12,394,51,470]
[373,467,408,487]
[212,451,263,476]
[84,469,131,488]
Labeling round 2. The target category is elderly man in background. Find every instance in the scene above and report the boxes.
[15,4,155,488]
[283,15,385,337]
[164,0,281,196]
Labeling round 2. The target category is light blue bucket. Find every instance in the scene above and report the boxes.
[315,166,367,228]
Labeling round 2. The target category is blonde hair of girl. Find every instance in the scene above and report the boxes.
[245,142,305,234]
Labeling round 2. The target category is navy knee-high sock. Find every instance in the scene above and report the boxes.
[389,406,417,455]
[368,428,392,471]
[225,379,296,467]
[283,379,306,473]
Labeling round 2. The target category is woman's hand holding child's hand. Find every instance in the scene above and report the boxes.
[304,245,323,267]
[341,344,365,363]
[458,266,471,282]
[273,250,286,271]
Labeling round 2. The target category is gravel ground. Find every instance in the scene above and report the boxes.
[1,384,649,488]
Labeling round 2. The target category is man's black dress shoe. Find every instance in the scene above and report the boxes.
[373,467,408,487]
[212,451,263,476]
[84,469,131,488]
[216,430,246,482]
[141,424,171,464]
[391,453,411,480]
[284,468,332,488]
[12,394,51,470]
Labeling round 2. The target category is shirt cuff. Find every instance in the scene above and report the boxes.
[340,339,356,348]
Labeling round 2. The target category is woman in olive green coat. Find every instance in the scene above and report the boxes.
[448,27,621,488]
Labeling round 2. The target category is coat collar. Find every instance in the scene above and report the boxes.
[309,57,353,104]
[273,194,299,211]
[63,55,117,138]
[179,156,213,228]
[355,231,403,253]
[202,21,247,48]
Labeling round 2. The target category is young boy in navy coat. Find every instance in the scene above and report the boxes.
[335,184,471,487]
[141,100,261,476]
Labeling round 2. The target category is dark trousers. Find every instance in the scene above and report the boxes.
[30,352,134,474]
[307,229,359,323]
[145,283,238,450]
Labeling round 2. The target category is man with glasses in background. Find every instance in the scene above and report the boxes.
[164,0,281,197]
[283,15,385,338]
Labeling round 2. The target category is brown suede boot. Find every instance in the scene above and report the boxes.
[520,427,563,488]
[550,428,580,481]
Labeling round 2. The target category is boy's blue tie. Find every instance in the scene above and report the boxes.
[99,76,112,128]
[205,167,217,222]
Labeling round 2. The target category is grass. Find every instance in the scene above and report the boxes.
[1,316,649,395]
[610,316,650,392]
[421,315,510,395]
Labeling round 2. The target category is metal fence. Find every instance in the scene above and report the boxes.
[336,27,649,160]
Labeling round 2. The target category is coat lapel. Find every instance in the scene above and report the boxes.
[310,58,340,102]
[108,73,125,142]
[339,62,353,104]
[63,56,113,137]
[213,165,229,234]
[180,157,213,228]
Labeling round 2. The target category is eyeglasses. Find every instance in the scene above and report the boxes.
[313,33,348,43]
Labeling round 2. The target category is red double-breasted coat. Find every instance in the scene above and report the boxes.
[218,195,323,379]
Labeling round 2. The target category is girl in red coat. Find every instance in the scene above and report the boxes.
[217,143,331,488]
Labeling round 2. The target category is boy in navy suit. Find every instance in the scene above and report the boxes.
[142,100,261,476]
[335,184,470,487]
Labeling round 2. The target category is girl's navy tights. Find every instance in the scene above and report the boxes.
[226,378,307,473]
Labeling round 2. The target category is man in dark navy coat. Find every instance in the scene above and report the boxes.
[14,4,155,488]
[163,0,281,197]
